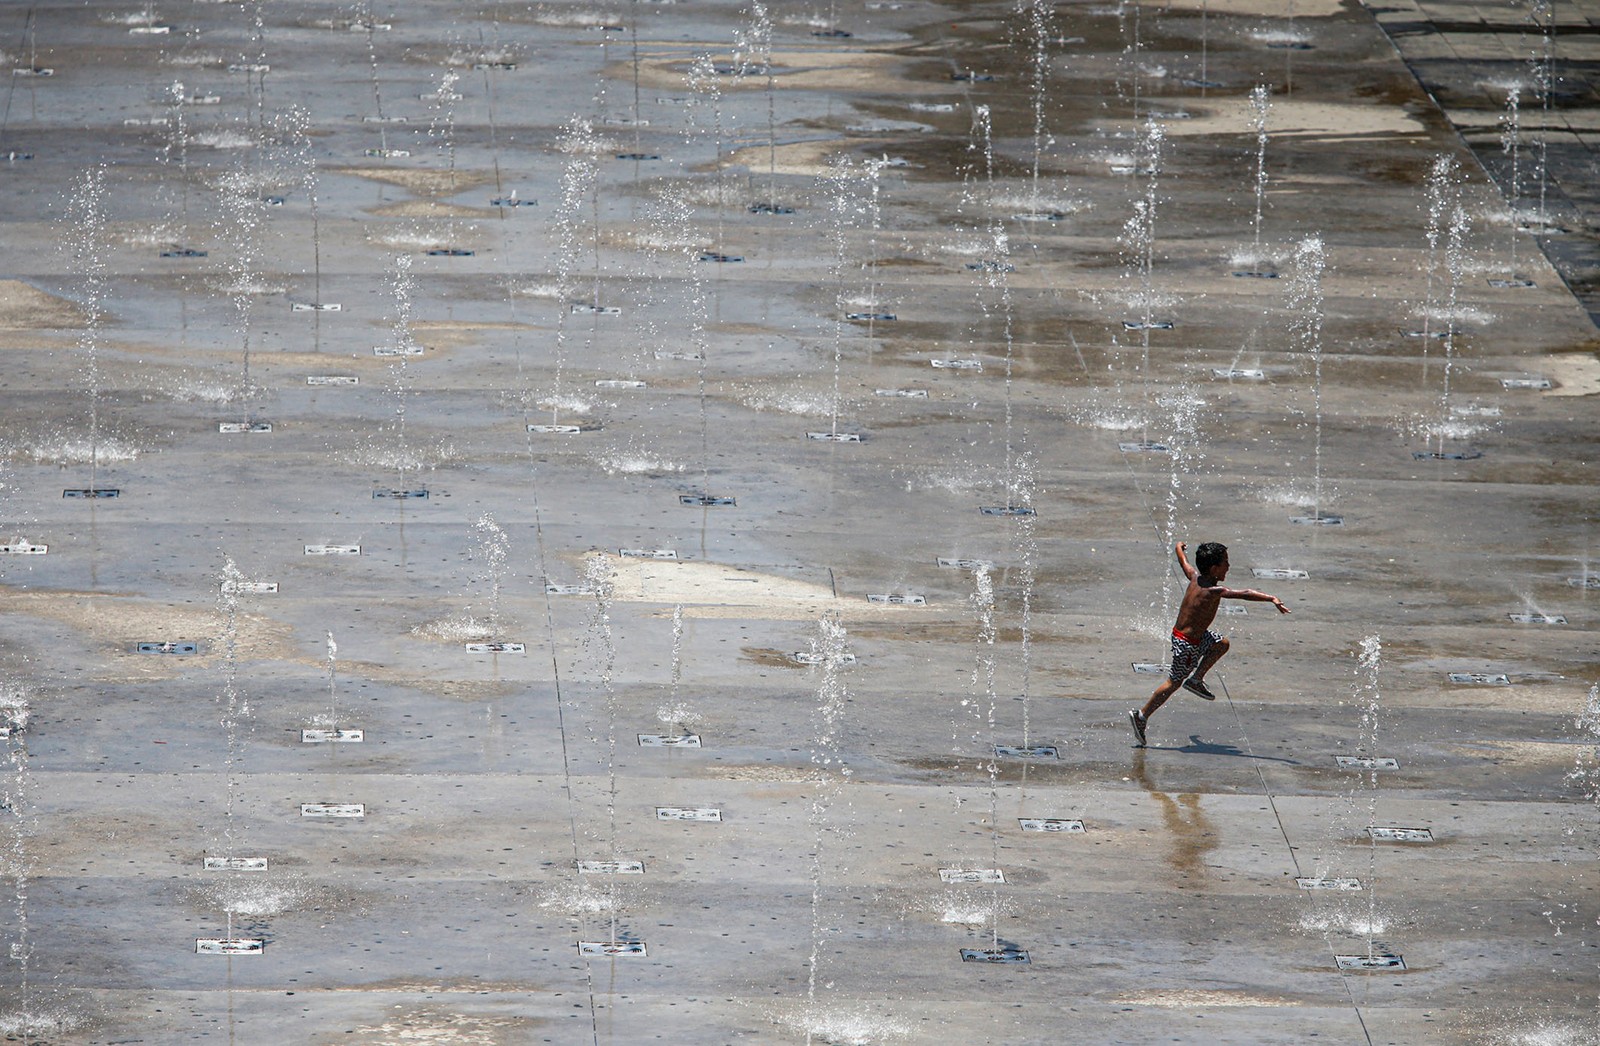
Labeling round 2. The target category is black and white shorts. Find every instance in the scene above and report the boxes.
[1168,629,1219,682]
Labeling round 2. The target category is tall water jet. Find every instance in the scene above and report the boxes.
[581,552,625,947]
[1017,0,1058,224]
[971,106,1026,512]
[1417,155,1459,348]
[802,613,859,1036]
[1241,84,1273,275]
[0,689,37,1027]
[64,166,112,500]
[215,162,269,424]
[1498,84,1525,280]
[540,118,601,428]
[1117,118,1168,442]
[1352,635,1396,968]
[733,1,785,214]
[469,514,511,644]
[1286,236,1334,524]
[1431,205,1471,459]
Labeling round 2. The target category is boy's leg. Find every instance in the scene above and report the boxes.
[1189,635,1230,683]
[1140,677,1182,720]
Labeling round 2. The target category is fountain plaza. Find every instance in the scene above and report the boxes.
[0,0,1596,1043]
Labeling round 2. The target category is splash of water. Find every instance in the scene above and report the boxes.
[1499,84,1523,276]
[469,515,510,641]
[1356,635,1384,960]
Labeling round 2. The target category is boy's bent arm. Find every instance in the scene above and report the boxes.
[1174,541,1197,580]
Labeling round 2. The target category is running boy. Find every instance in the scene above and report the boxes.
[1129,541,1289,746]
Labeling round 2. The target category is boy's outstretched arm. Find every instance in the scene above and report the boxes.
[1174,541,1197,580]
[1220,586,1291,614]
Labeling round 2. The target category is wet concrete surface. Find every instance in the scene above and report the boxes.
[0,1,1597,1044]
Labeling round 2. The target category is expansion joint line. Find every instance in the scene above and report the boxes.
[524,442,602,1046]
[1218,679,1375,1046]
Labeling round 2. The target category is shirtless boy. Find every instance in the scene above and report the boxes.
[1129,541,1290,746]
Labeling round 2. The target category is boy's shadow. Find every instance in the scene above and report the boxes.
[1143,734,1300,765]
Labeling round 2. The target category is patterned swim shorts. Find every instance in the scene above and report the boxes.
[1168,628,1219,683]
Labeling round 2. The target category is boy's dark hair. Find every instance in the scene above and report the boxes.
[1195,542,1228,575]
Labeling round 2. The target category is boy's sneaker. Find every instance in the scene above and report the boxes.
[1183,677,1217,701]
[1128,709,1147,747]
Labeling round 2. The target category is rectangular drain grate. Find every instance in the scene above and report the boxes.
[1335,756,1398,770]
[846,312,897,321]
[302,728,363,743]
[291,303,341,312]
[1123,320,1174,330]
[596,379,647,389]
[1488,278,1535,288]
[301,803,364,818]
[136,642,198,655]
[545,583,594,595]
[204,857,267,871]
[875,388,929,398]
[698,253,744,263]
[655,350,702,361]
[63,488,119,499]
[1297,877,1361,891]
[307,375,358,385]
[219,422,272,433]
[373,345,424,357]
[424,249,474,257]
[1399,329,1453,339]
[620,549,677,559]
[1368,826,1431,842]
[680,494,735,506]
[932,359,982,370]
[965,261,1015,273]
[1448,672,1511,685]
[1336,954,1404,971]
[0,542,46,554]
[1509,612,1565,625]
[1452,404,1500,417]
[1119,441,1170,453]
[373,489,428,499]
[789,651,857,665]
[305,545,360,556]
[528,424,581,434]
[994,745,1057,759]
[868,594,926,605]
[1019,818,1085,832]
[489,196,535,207]
[1013,211,1068,221]
[579,941,647,956]
[1220,605,1247,615]
[940,868,1004,884]
[571,304,622,315]
[578,860,644,874]
[615,153,660,161]
[1131,662,1167,674]
[196,939,263,955]
[1412,449,1482,460]
[465,642,524,653]
[1212,368,1265,379]
[1290,514,1343,526]
[1230,270,1278,279]
[961,948,1029,964]
[979,505,1034,516]
[1252,568,1308,580]
[1501,377,1552,390]
[937,558,994,570]
[807,431,863,442]
[639,734,701,747]
[1568,575,1600,589]
[656,807,721,822]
